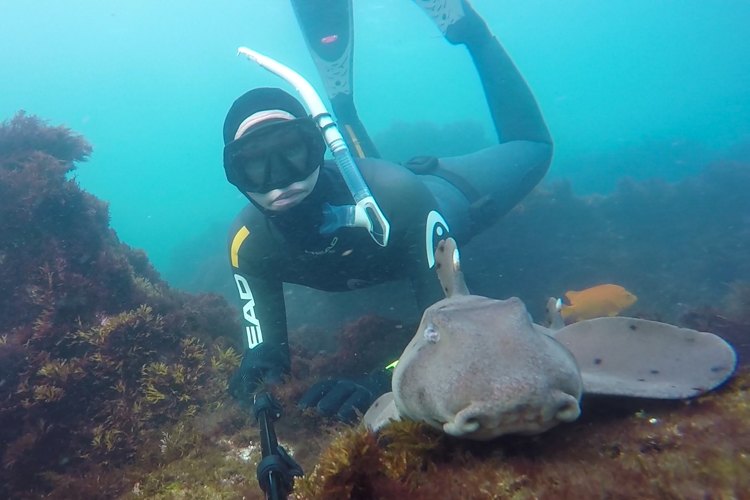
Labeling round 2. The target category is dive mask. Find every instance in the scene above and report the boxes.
[224,117,326,193]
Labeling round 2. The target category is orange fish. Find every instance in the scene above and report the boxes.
[560,284,637,323]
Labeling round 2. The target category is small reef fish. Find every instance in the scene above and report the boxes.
[560,284,637,323]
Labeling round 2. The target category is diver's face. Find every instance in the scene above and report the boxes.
[224,118,325,209]
[246,166,320,211]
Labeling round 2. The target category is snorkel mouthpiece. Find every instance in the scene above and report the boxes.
[320,201,373,235]
[237,47,390,246]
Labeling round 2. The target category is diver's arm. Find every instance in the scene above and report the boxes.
[230,268,290,362]
[227,262,291,401]
[289,0,380,158]
[227,219,291,387]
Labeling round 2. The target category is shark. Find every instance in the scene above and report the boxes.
[364,238,737,441]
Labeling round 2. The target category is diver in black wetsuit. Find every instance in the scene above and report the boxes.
[225,0,553,422]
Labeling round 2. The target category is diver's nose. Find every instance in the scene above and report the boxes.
[266,152,288,185]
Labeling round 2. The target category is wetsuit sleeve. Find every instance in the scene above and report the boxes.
[228,224,290,368]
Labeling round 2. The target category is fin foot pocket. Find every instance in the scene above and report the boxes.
[413,0,490,46]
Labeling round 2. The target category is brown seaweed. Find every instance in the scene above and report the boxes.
[3,112,749,498]
[0,113,242,497]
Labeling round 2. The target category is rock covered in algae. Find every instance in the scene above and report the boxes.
[0,112,243,498]
[294,366,750,499]
[5,111,748,499]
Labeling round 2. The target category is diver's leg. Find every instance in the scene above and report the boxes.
[290,0,380,158]
[411,0,553,236]
[413,0,550,145]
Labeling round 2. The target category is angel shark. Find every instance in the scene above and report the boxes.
[364,238,737,441]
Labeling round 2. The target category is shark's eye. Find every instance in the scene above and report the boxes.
[424,324,440,343]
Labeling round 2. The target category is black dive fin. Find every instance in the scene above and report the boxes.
[290,0,380,158]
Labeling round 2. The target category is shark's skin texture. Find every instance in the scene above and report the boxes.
[393,294,583,440]
[389,238,582,440]
[549,316,737,399]
[364,238,738,441]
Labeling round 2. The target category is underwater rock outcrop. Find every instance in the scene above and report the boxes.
[4,112,747,498]
[461,161,750,324]
[295,365,750,499]
[682,282,750,363]
[0,113,243,498]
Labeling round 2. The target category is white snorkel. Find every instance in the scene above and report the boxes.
[237,47,391,247]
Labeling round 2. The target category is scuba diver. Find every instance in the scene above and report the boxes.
[225,0,553,423]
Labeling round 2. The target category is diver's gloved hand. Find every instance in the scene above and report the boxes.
[298,369,392,423]
[229,343,290,405]
[413,0,489,46]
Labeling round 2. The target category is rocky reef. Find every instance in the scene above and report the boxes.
[0,113,244,498]
[2,113,748,498]
[461,160,750,325]
[294,365,750,499]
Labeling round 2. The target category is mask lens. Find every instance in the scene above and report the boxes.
[224,119,324,193]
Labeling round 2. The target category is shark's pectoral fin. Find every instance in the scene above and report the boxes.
[553,317,737,399]
[363,392,400,432]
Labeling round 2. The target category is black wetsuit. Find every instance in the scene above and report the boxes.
[228,158,447,362]
[228,1,553,376]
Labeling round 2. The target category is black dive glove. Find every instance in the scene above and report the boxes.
[229,343,290,404]
[298,369,392,423]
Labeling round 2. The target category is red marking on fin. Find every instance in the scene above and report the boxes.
[320,34,338,44]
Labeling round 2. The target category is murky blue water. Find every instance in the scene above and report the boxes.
[2,0,749,285]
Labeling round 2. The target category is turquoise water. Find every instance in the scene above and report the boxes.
[2,0,749,283]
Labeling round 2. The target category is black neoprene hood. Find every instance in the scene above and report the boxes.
[223,87,308,145]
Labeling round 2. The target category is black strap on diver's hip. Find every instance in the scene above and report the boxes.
[404,155,499,232]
